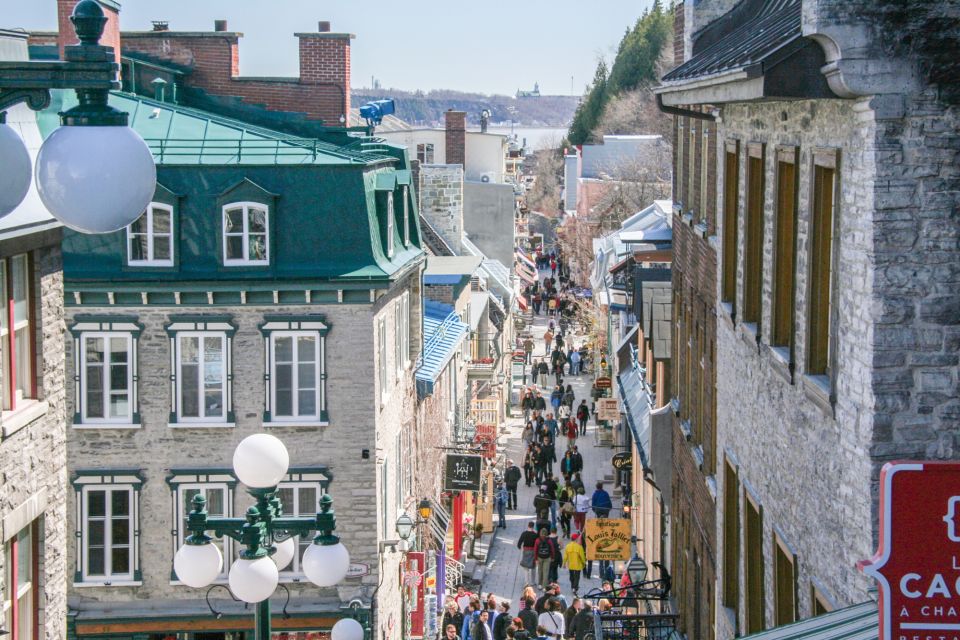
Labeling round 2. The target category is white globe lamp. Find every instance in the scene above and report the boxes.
[331,618,365,640]
[0,122,32,218]
[35,124,156,233]
[173,542,223,588]
[233,433,289,489]
[270,537,296,571]
[302,541,350,587]
[228,556,279,603]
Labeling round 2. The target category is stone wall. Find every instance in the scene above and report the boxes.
[420,165,465,254]
[0,242,68,639]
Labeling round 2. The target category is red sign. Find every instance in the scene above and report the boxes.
[859,462,960,640]
[407,552,426,639]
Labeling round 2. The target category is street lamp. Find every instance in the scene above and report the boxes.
[0,0,155,231]
[627,557,648,585]
[174,433,354,640]
[417,498,433,521]
[395,513,415,541]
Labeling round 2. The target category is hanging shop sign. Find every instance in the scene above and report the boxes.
[597,398,620,421]
[859,461,960,640]
[585,518,632,561]
[612,451,632,471]
[595,376,613,389]
[444,454,483,492]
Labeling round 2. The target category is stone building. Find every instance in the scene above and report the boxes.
[49,86,424,638]
[0,32,68,640]
[657,0,959,638]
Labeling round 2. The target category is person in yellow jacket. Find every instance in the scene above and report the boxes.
[563,533,587,595]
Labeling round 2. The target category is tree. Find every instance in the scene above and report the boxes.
[568,59,609,145]
[588,140,673,233]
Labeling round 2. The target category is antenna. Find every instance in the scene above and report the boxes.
[571,75,575,96]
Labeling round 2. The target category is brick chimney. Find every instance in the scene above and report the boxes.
[58,0,121,64]
[445,110,466,167]
[296,23,354,124]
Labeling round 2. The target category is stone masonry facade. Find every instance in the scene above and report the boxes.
[0,240,68,639]
[420,165,465,255]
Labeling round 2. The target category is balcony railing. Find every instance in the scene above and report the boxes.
[467,331,502,370]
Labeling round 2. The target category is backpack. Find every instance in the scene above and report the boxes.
[536,539,554,559]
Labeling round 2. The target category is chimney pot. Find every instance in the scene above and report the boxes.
[318,21,331,32]
[151,21,169,32]
[214,19,228,32]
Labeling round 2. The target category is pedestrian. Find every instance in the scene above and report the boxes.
[456,585,475,612]
[523,336,534,364]
[573,487,590,534]
[541,438,557,479]
[473,609,494,640]
[576,401,589,436]
[571,448,584,475]
[557,403,570,421]
[563,599,582,639]
[548,528,563,582]
[543,472,559,525]
[538,599,565,640]
[558,485,574,538]
[533,528,557,589]
[543,328,554,353]
[522,422,535,447]
[517,522,539,586]
[518,598,538,638]
[544,413,559,441]
[519,586,537,610]
[531,359,540,385]
[462,601,480,640]
[563,534,586,594]
[569,349,581,376]
[494,602,512,640]
[443,602,465,637]
[522,390,535,423]
[564,418,577,450]
[504,459,521,509]
[537,362,549,386]
[591,482,612,518]
[550,387,563,413]
[495,482,508,529]
[562,385,575,409]
[533,486,552,524]
[569,603,593,640]
[523,446,536,486]
[532,291,542,315]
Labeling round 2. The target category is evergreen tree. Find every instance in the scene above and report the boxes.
[568,59,608,145]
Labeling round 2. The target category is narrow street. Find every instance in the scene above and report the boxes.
[482,269,618,604]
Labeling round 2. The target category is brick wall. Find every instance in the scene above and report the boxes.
[445,111,466,167]
[57,0,120,64]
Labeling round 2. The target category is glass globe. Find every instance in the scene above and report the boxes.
[228,556,279,603]
[331,618,365,640]
[302,541,350,587]
[35,124,156,233]
[232,433,289,489]
[0,123,32,218]
[270,537,295,571]
[173,542,223,588]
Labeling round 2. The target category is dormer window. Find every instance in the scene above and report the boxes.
[386,192,395,259]
[223,202,269,266]
[127,203,174,267]
[403,185,410,247]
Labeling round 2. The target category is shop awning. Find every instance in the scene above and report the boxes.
[738,601,876,640]
[515,248,537,270]
[428,498,451,551]
[416,300,469,398]
[515,261,538,285]
[517,295,528,311]
[609,288,629,311]
[618,366,651,467]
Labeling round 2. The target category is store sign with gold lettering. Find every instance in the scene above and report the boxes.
[612,452,632,471]
[584,518,632,561]
[859,462,960,640]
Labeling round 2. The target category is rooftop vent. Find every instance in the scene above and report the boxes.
[214,19,228,32]
[318,21,331,32]
[151,21,169,31]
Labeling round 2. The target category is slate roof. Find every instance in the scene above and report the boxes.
[415,300,469,397]
[738,600,876,640]
[618,365,651,468]
[651,290,672,360]
[662,0,802,83]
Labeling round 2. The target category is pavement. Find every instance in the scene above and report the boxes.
[479,274,621,606]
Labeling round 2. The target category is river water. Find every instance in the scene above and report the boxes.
[486,126,568,150]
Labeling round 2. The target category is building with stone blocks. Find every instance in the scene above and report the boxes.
[0,32,69,640]
[657,0,960,638]
[50,85,424,638]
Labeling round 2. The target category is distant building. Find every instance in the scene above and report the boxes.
[516,82,541,98]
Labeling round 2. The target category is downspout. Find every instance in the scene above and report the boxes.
[655,93,716,121]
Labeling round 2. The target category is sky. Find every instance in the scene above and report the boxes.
[5,0,653,96]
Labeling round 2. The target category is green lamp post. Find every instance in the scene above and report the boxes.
[0,0,156,232]
[173,434,360,640]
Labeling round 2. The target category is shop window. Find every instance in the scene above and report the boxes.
[722,459,740,611]
[743,144,765,327]
[73,471,144,585]
[2,520,40,640]
[774,533,797,626]
[222,202,269,266]
[721,142,740,308]
[807,151,839,379]
[745,491,765,634]
[772,148,799,350]
[127,203,174,266]
[0,254,35,413]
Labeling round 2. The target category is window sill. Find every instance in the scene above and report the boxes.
[802,374,835,418]
[694,222,709,239]
[263,421,329,428]
[705,474,717,500]
[740,322,761,349]
[765,345,794,384]
[1,401,49,438]
[167,422,236,429]
[719,302,735,327]
[73,422,141,430]
[223,261,270,268]
[73,581,142,588]
[128,261,174,268]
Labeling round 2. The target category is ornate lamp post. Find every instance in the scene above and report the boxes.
[0,0,155,232]
[173,434,358,640]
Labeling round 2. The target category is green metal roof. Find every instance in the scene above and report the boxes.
[739,601,877,640]
[38,90,397,167]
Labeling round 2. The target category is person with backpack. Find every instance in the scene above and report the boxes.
[564,418,578,450]
[576,401,589,436]
[563,534,587,594]
[533,529,558,588]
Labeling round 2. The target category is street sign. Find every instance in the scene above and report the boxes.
[444,454,483,492]
[346,562,370,578]
[859,462,960,640]
[612,451,632,471]
[597,398,620,421]
[595,376,612,389]
[585,518,632,561]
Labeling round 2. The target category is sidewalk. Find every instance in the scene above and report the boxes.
[481,273,619,605]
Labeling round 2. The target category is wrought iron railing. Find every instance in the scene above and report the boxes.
[583,563,678,640]
[468,331,502,367]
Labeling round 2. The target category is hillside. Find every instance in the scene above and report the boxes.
[352,88,579,128]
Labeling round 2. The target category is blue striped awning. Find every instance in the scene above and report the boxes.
[738,601,876,640]
[415,300,469,398]
[618,366,651,468]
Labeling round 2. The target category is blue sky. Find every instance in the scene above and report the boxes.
[6,0,653,95]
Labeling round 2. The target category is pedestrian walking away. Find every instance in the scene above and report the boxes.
[504,459,521,509]
[563,533,586,594]
[532,528,558,589]
[517,522,539,587]
[495,481,508,529]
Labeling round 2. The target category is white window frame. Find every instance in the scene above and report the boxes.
[79,332,134,426]
[378,316,388,403]
[80,485,136,584]
[386,191,395,259]
[394,302,403,380]
[3,520,39,640]
[0,254,34,414]
[400,293,410,370]
[402,185,410,247]
[222,202,270,266]
[127,203,174,267]
[175,483,231,581]
[275,482,324,581]
[173,331,230,426]
[268,331,323,423]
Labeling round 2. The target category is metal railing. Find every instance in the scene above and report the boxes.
[468,331,502,367]
[470,397,499,425]
[583,564,678,640]
[444,556,464,591]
